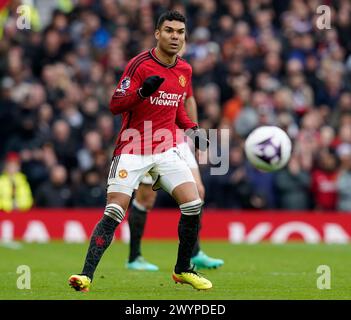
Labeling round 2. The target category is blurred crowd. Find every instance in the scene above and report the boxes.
[0,0,351,212]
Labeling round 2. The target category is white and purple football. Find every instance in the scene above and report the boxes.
[244,126,292,172]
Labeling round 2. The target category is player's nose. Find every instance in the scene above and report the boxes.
[171,32,179,40]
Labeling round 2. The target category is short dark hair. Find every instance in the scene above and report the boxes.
[156,10,186,30]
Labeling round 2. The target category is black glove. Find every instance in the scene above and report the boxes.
[138,75,165,98]
[186,126,210,151]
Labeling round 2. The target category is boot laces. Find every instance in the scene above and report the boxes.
[185,265,205,278]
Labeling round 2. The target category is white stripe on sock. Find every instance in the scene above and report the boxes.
[104,203,125,222]
[179,199,202,215]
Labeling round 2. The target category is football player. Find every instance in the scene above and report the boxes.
[69,10,212,292]
[126,79,224,271]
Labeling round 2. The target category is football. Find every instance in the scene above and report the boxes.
[244,126,292,172]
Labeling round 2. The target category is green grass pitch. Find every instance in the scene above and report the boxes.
[1,241,350,300]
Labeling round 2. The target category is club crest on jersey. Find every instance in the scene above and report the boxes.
[120,77,131,90]
[179,75,186,87]
[118,169,128,179]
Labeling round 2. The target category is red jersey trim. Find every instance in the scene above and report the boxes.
[125,52,148,73]
[129,56,151,78]
[125,52,150,78]
[149,48,179,69]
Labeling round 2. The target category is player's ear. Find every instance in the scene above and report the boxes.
[155,29,160,40]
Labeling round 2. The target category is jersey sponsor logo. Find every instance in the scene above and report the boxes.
[120,77,131,90]
[118,169,128,178]
[179,75,186,87]
[150,91,183,107]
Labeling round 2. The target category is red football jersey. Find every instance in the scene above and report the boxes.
[110,48,197,155]
[311,169,338,210]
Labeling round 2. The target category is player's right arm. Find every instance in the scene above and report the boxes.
[109,61,144,115]
[109,57,164,115]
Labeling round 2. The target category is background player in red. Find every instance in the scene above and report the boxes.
[69,10,213,292]
[125,43,224,271]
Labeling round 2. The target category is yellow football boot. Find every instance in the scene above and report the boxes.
[172,270,212,290]
[68,274,91,292]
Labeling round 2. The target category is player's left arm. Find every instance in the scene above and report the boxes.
[184,96,197,123]
[175,101,197,130]
[176,97,209,151]
[179,69,209,151]
[184,79,198,123]
[176,68,197,130]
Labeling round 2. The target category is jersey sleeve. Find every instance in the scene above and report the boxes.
[176,65,196,129]
[186,78,193,98]
[176,102,197,130]
[176,65,198,130]
[109,58,144,115]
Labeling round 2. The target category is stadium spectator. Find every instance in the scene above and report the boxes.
[330,91,351,129]
[38,103,54,139]
[77,129,103,171]
[212,144,254,209]
[274,154,311,210]
[51,119,78,169]
[35,164,73,207]
[336,143,351,212]
[97,112,116,150]
[311,149,339,211]
[222,85,250,125]
[20,146,51,195]
[81,96,101,132]
[73,168,106,207]
[0,152,33,212]
[0,77,18,159]
[246,163,276,209]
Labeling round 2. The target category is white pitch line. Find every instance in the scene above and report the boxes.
[0,241,23,250]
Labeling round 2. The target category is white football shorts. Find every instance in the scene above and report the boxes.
[107,147,195,196]
[177,141,198,170]
[140,141,198,185]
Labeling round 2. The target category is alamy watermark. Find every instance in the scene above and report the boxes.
[16,265,31,289]
[16,5,31,30]
[14,4,332,31]
[119,123,230,175]
[316,265,331,290]
[316,5,331,30]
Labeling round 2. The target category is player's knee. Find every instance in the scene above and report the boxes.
[107,192,130,212]
[172,181,200,204]
[179,198,203,216]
